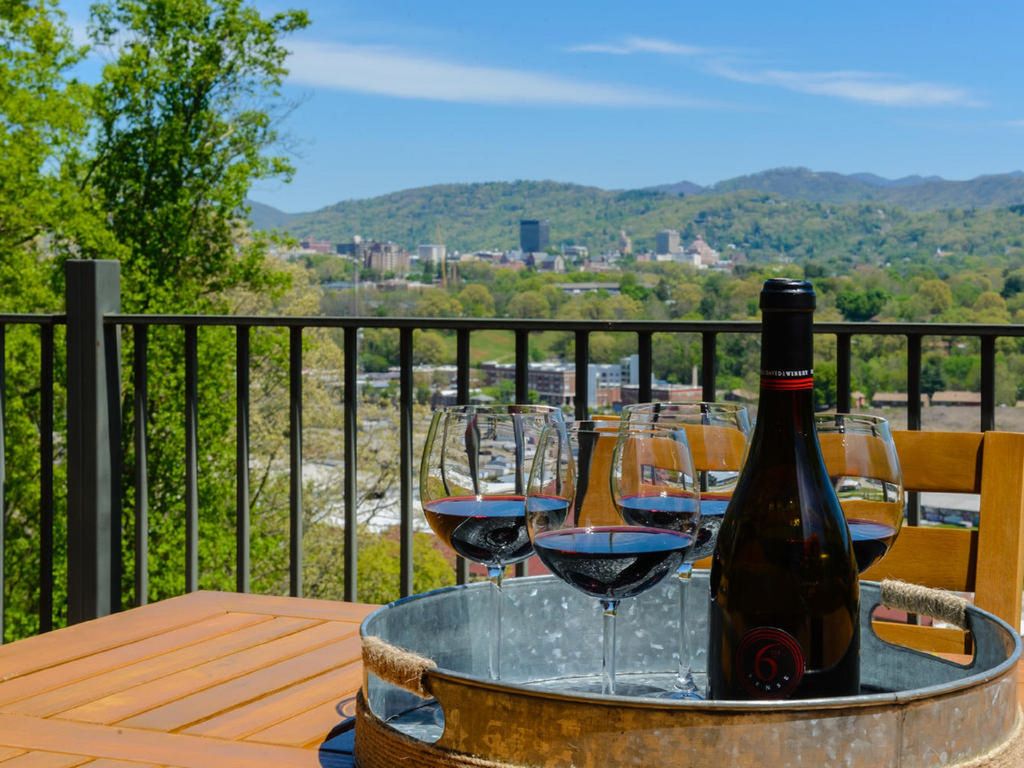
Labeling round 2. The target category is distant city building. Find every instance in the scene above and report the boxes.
[656,229,681,255]
[534,253,566,273]
[686,235,720,268]
[417,244,446,264]
[300,236,335,254]
[336,235,362,256]
[366,243,410,275]
[520,219,550,253]
[562,245,589,260]
[480,361,621,408]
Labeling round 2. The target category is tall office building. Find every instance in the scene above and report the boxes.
[656,229,681,255]
[520,219,550,253]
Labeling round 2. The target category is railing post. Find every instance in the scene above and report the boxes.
[66,260,121,624]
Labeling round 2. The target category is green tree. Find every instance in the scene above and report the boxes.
[89,0,308,308]
[506,290,550,318]
[457,283,495,317]
[84,0,309,606]
[835,288,889,322]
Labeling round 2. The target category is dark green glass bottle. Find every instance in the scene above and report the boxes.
[708,278,859,700]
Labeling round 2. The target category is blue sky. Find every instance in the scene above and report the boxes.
[62,1,1024,212]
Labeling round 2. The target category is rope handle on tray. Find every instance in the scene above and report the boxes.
[879,578,969,629]
[362,635,436,698]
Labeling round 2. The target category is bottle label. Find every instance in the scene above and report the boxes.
[760,369,813,391]
[736,627,805,698]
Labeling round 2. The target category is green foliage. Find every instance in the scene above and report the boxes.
[89,0,308,308]
[356,532,456,605]
[835,288,889,321]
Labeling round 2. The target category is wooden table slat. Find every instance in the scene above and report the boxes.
[0,752,91,767]
[0,714,316,768]
[79,761,161,768]
[120,634,362,731]
[182,659,362,741]
[8,617,319,719]
[0,594,228,681]
[0,613,270,708]
[60,620,355,725]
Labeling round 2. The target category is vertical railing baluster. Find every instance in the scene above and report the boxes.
[184,325,199,592]
[701,332,717,402]
[455,328,471,586]
[574,330,589,421]
[235,326,250,593]
[0,325,5,642]
[343,326,358,602]
[515,330,529,405]
[289,326,303,598]
[836,333,851,413]
[906,334,922,432]
[906,333,922,527]
[399,328,414,597]
[637,331,652,403]
[39,324,54,632]
[133,326,148,606]
[980,335,995,432]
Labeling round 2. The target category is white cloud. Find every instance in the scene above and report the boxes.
[1004,119,1024,127]
[567,36,705,56]
[286,40,694,107]
[567,34,979,109]
[705,60,981,108]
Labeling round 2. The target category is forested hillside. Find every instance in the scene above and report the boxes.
[249,174,1024,260]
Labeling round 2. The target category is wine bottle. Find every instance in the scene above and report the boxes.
[708,279,859,700]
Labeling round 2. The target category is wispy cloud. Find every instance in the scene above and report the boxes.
[567,36,705,56]
[286,40,697,107]
[1003,119,1024,127]
[569,34,979,109]
[706,60,981,108]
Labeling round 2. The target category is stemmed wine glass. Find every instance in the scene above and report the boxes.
[620,401,751,697]
[420,404,564,680]
[815,413,904,573]
[528,420,698,696]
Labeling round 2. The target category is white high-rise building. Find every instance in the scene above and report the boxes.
[418,244,446,264]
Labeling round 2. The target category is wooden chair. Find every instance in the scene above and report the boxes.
[863,430,1024,653]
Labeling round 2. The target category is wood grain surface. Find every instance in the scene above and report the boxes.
[0,592,374,768]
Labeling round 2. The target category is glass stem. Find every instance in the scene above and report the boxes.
[676,563,698,693]
[487,566,504,680]
[600,598,619,695]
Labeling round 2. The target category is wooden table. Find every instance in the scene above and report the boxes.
[0,591,1020,767]
[0,591,375,767]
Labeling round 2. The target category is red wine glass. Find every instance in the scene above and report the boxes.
[815,413,904,573]
[527,420,698,696]
[420,404,564,680]
[620,401,750,697]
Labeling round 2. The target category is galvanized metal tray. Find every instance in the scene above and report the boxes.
[359,574,1021,767]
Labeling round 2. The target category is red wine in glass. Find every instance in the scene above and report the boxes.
[533,526,693,600]
[618,493,699,533]
[424,494,568,566]
[848,518,899,573]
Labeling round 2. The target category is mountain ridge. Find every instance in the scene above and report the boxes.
[248,168,1024,253]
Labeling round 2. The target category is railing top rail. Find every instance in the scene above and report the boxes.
[104,314,1024,337]
[0,314,67,325]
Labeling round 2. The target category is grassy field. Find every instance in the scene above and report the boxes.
[434,329,564,365]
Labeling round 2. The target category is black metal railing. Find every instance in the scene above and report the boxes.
[2,260,1024,640]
